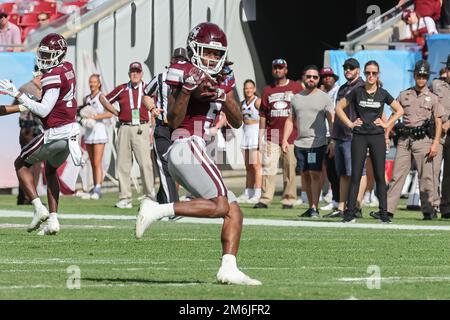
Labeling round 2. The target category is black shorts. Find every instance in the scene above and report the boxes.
[294,145,327,174]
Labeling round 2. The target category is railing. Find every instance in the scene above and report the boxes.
[341,0,415,51]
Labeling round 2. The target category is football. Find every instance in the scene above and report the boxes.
[191,78,217,101]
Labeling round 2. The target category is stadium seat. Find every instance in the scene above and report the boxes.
[0,2,15,14]
[32,2,57,14]
[21,26,35,42]
[19,13,39,27]
[8,13,20,26]
[61,1,89,9]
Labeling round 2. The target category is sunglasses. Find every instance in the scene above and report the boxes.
[305,75,319,80]
[343,65,357,71]
[38,18,48,22]
[364,71,379,76]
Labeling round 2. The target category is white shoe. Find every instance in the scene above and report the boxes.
[81,193,91,200]
[236,194,249,204]
[324,191,333,204]
[217,267,262,286]
[135,199,160,239]
[294,198,303,206]
[27,205,49,232]
[246,196,260,204]
[115,199,132,209]
[320,202,335,211]
[37,215,60,236]
[90,192,100,200]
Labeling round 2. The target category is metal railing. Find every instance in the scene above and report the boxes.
[341,0,415,52]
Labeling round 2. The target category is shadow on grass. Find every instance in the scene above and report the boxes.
[83,277,207,285]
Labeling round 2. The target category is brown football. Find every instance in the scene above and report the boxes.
[191,79,216,101]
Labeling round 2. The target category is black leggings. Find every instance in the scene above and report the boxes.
[347,133,387,213]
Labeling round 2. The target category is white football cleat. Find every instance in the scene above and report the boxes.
[216,267,262,286]
[135,199,160,239]
[236,194,249,204]
[27,205,49,232]
[37,215,60,236]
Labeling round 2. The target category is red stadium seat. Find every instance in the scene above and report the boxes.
[61,1,88,9]
[32,2,57,14]
[21,26,35,42]
[8,13,20,26]
[0,2,16,14]
[19,13,39,27]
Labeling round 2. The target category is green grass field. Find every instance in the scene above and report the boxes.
[1,193,450,300]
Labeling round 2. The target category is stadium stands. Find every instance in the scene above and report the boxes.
[0,0,90,46]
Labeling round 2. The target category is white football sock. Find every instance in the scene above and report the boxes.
[159,203,175,218]
[253,188,261,198]
[244,188,251,198]
[221,254,238,269]
[31,198,44,210]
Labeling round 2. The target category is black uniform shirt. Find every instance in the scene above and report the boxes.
[346,86,394,135]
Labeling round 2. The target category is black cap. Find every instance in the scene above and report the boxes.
[409,60,436,75]
[442,54,450,69]
[343,58,360,69]
[172,47,187,60]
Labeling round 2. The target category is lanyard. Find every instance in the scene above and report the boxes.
[128,82,143,110]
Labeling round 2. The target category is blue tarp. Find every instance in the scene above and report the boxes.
[427,34,450,76]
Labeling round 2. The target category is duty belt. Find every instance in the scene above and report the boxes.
[119,120,149,126]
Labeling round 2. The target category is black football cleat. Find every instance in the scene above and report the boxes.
[253,202,268,209]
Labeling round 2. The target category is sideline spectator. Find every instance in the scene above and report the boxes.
[326,58,367,219]
[283,65,334,218]
[13,66,43,205]
[80,74,113,200]
[237,79,262,204]
[441,0,450,28]
[254,59,302,210]
[100,62,156,209]
[0,11,21,52]
[319,67,340,211]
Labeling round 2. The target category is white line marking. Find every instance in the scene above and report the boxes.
[338,276,450,284]
[1,210,450,231]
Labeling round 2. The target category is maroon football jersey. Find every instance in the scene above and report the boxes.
[40,61,77,129]
[259,80,302,145]
[166,61,235,140]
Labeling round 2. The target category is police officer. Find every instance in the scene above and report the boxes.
[434,54,450,219]
[386,60,444,220]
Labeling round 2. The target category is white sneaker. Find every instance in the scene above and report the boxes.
[115,199,132,209]
[369,198,379,208]
[81,193,91,200]
[294,198,303,206]
[27,205,49,232]
[236,194,249,204]
[217,267,262,286]
[90,192,100,200]
[324,191,333,204]
[246,197,260,204]
[320,202,335,211]
[37,215,60,236]
[135,199,160,239]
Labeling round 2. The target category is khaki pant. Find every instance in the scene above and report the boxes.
[260,141,297,206]
[116,123,154,200]
[387,137,434,214]
[439,135,450,213]
[433,142,444,207]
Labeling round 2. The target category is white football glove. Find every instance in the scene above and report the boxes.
[0,79,21,100]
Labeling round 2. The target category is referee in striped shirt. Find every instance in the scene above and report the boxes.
[144,48,188,204]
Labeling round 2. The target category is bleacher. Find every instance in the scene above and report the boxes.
[0,0,89,47]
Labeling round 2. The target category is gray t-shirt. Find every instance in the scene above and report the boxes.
[291,89,334,149]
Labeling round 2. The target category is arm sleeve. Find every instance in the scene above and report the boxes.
[105,85,124,104]
[385,91,395,105]
[20,88,60,118]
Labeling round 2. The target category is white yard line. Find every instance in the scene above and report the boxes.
[1,209,450,231]
[338,276,450,284]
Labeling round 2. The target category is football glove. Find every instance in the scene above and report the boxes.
[182,67,207,91]
[0,79,21,101]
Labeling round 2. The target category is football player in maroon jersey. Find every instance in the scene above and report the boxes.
[135,22,261,285]
[0,33,81,236]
